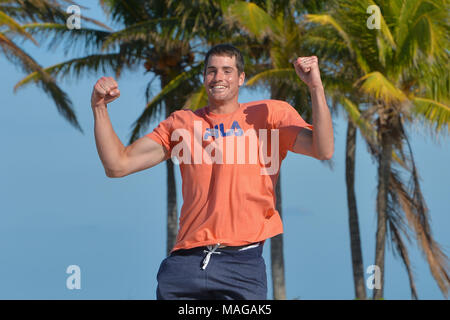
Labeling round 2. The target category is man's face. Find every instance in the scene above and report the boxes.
[203,54,245,103]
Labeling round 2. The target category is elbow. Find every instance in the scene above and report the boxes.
[319,152,333,160]
[104,152,128,178]
[316,148,334,161]
[105,167,126,178]
[105,169,118,178]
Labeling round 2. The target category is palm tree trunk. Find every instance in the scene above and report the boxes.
[345,120,367,299]
[162,74,178,256]
[373,130,392,299]
[272,171,286,300]
[166,157,178,256]
[270,86,287,300]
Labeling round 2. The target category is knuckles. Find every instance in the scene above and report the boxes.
[94,76,119,93]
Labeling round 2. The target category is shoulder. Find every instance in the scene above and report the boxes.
[240,100,296,127]
[242,100,295,121]
[242,99,293,111]
[161,107,207,130]
[169,107,206,121]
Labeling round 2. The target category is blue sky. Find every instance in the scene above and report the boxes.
[0,1,448,300]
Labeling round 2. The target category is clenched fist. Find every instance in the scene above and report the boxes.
[292,56,323,89]
[91,76,120,109]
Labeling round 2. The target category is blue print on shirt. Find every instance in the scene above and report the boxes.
[204,121,244,140]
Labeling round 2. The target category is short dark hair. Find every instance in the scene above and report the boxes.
[204,44,245,75]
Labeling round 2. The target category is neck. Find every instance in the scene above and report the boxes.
[207,98,240,114]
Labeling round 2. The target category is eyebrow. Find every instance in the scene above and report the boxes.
[206,66,235,70]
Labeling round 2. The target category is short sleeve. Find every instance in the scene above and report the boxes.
[145,113,175,153]
[270,101,313,155]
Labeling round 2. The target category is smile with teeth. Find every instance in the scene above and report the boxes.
[210,84,227,91]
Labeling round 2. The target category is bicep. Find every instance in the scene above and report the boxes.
[291,127,317,159]
[120,136,168,176]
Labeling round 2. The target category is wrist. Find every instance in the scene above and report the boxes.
[92,100,107,110]
[92,104,108,118]
[308,83,324,91]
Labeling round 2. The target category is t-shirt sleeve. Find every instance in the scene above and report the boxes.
[145,113,176,153]
[270,101,313,155]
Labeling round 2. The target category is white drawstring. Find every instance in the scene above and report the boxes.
[202,243,221,270]
[238,242,260,251]
[201,242,260,270]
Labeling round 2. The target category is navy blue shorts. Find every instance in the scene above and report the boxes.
[156,243,267,300]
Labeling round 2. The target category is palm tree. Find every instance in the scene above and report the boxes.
[305,0,450,299]
[221,0,330,300]
[299,4,369,299]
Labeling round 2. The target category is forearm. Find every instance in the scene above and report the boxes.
[93,105,126,175]
[309,85,334,160]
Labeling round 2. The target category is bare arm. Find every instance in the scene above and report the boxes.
[92,77,168,178]
[291,56,334,160]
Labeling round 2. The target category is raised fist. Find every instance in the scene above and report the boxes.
[292,56,323,89]
[91,76,120,108]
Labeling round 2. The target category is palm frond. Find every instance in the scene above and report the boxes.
[0,0,68,24]
[305,14,352,50]
[183,86,207,111]
[222,1,279,40]
[246,68,299,87]
[23,23,111,55]
[1,0,110,29]
[14,53,130,91]
[411,97,450,133]
[394,0,448,69]
[367,0,396,49]
[101,17,189,52]
[394,133,450,298]
[388,169,419,300]
[0,32,81,132]
[0,10,38,45]
[304,13,370,73]
[355,72,408,104]
[301,35,348,56]
[340,97,377,148]
[98,0,151,24]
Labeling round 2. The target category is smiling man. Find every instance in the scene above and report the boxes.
[204,50,245,111]
[91,44,333,300]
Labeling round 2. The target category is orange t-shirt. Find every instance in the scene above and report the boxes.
[146,99,313,252]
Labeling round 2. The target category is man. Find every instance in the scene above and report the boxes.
[91,44,333,299]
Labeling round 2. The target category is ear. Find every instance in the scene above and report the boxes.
[238,72,245,87]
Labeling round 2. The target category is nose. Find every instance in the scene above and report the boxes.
[213,70,225,82]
